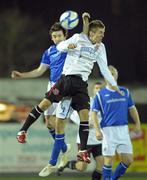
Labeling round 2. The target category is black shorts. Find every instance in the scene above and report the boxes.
[78,144,102,159]
[45,75,90,111]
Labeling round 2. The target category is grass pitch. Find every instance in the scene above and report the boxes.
[0,176,147,180]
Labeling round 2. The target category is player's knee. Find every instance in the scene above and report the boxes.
[76,161,87,171]
[39,99,52,111]
[122,156,134,166]
[45,116,55,129]
[45,119,53,129]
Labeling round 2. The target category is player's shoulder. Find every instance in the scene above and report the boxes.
[96,87,107,96]
[43,45,56,55]
[119,86,130,95]
[71,33,80,38]
[119,86,129,91]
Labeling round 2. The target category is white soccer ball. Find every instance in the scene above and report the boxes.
[59,11,79,30]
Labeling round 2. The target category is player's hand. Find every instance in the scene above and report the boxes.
[82,12,90,19]
[11,70,22,79]
[133,123,141,134]
[111,86,124,96]
[68,44,77,49]
[96,130,103,140]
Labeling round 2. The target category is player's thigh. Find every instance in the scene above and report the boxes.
[91,144,103,170]
[119,153,134,166]
[95,155,104,171]
[56,97,72,119]
[45,75,69,103]
[71,82,90,117]
[102,126,123,156]
[78,109,89,121]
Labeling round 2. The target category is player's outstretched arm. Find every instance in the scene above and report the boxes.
[11,64,48,79]
[82,12,90,35]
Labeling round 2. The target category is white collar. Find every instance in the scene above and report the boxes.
[106,86,116,92]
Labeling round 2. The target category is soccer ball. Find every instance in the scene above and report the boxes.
[59,10,79,30]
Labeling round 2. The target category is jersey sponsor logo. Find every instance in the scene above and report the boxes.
[80,46,98,59]
[52,88,59,95]
[105,94,110,97]
[120,90,125,96]
[106,98,126,103]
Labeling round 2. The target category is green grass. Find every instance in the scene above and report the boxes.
[0,176,147,180]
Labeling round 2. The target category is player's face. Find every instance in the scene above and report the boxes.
[51,31,66,44]
[93,84,102,96]
[89,27,105,44]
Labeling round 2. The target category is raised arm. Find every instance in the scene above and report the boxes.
[96,44,123,95]
[82,12,90,35]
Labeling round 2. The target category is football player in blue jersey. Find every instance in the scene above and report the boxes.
[11,22,68,140]
[92,65,141,180]
[12,12,91,170]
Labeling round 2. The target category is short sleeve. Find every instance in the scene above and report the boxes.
[40,49,50,66]
[127,90,135,108]
[92,94,101,112]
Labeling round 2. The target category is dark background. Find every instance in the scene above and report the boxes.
[0,0,147,83]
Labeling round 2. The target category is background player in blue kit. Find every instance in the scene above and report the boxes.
[92,65,141,180]
[11,22,68,141]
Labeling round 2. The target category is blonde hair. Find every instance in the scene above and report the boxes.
[108,65,118,80]
[89,20,105,31]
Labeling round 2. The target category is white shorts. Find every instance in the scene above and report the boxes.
[102,125,133,156]
[70,110,102,145]
[56,97,73,119]
[44,81,58,116]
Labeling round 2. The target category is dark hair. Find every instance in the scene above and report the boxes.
[95,81,103,85]
[49,22,68,37]
[89,20,105,31]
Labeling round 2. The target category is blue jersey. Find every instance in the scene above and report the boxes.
[92,86,135,128]
[41,45,67,82]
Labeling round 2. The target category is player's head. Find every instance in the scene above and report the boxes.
[49,22,68,45]
[93,81,104,96]
[108,65,118,81]
[88,20,105,44]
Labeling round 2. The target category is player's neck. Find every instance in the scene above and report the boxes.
[106,85,116,92]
